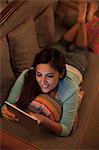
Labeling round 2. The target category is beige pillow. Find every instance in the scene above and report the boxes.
[34,5,55,48]
[0,37,16,107]
[0,1,7,13]
[8,17,40,76]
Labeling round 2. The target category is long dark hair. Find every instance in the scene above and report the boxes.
[16,48,66,109]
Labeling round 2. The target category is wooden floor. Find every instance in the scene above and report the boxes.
[0,128,40,150]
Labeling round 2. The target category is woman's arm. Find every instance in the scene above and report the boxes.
[60,90,79,136]
[1,69,28,120]
[1,104,19,122]
[7,69,28,104]
[28,112,62,135]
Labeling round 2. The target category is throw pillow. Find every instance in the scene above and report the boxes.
[8,17,40,77]
[0,37,16,107]
[34,5,55,48]
[87,17,99,54]
[28,94,63,122]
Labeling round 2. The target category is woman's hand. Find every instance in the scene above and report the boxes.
[28,112,44,124]
[1,104,19,122]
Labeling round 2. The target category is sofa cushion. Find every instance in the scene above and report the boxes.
[55,1,78,29]
[8,17,40,77]
[0,0,7,13]
[0,37,16,107]
[34,5,55,48]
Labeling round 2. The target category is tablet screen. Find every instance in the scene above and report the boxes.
[5,101,39,132]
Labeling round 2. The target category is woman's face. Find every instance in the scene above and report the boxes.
[36,64,61,95]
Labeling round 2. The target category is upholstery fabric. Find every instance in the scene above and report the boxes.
[0,1,7,13]
[0,37,15,107]
[55,1,78,29]
[34,5,55,48]
[8,17,40,77]
[62,7,77,29]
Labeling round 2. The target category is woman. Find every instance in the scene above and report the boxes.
[1,1,93,136]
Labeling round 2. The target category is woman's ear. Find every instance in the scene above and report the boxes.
[60,72,64,79]
[60,68,66,79]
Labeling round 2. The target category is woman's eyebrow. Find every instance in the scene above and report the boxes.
[36,71,55,76]
[46,73,55,76]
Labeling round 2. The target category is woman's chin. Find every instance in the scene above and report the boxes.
[41,88,50,93]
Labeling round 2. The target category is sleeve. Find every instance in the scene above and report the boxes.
[7,69,28,104]
[60,89,79,136]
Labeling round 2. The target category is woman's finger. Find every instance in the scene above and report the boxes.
[2,105,15,117]
[28,112,38,120]
[3,113,19,122]
[28,112,40,123]
[1,105,18,122]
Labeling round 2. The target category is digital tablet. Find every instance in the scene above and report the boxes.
[5,101,39,132]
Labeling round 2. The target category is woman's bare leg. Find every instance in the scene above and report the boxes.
[76,23,87,48]
[75,0,87,48]
[63,22,80,42]
[87,0,98,22]
[63,0,87,43]
[77,0,87,23]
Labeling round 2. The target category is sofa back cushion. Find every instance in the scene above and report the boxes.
[0,37,16,107]
[35,5,55,48]
[8,17,40,77]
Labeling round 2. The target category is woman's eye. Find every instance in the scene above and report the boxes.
[36,73,54,80]
[36,73,42,77]
[47,75,54,78]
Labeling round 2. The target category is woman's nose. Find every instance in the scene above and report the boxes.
[41,76,47,84]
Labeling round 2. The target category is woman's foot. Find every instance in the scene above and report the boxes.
[87,1,98,22]
[75,23,87,48]
[78,0,87,23]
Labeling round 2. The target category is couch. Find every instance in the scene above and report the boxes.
[0,0,99,149]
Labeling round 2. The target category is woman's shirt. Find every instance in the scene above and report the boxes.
[57,65,82,136]
[6,66,82,136]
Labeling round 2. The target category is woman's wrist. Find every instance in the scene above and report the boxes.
[40,115,62,135]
